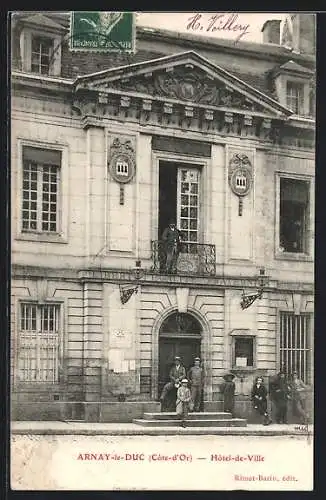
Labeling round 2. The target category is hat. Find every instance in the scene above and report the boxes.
[194,357,201,362]
[223,373,235,381]
[181,378,188,383]
[175,356,181,360]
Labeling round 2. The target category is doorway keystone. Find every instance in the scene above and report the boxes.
[176,287,189,313]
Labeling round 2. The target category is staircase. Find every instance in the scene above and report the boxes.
[133,411,247,428]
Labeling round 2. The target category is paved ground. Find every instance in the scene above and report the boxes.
[11,420,313,436]
[10,433,313,490]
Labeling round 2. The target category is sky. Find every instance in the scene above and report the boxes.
[136,12,287,43]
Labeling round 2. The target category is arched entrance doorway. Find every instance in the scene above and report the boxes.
[158,312,202,408]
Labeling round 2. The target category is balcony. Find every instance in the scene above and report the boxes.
[151,241,216,277]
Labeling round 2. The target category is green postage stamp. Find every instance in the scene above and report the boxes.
[70,12,135,52]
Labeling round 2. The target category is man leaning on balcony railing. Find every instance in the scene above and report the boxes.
[162,220,183,274]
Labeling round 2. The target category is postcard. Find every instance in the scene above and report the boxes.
[10,11,315,491]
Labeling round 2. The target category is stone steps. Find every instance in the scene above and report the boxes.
[133,418,247,427]
[142,412,232,420]
[134,410,247,428]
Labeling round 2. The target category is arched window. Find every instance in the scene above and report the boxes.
[159,312,201,336]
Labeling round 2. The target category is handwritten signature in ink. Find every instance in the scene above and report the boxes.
[186,13,250,42]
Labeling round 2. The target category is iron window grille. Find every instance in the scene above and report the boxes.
[17,303,61,383]
[279,312,311,384]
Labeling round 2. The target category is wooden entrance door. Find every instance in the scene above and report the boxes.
[158,336,201,396]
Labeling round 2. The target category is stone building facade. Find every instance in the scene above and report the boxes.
[11,12,315,421]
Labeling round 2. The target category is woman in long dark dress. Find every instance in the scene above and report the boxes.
[221,373,235,416]
[251,376,272,425]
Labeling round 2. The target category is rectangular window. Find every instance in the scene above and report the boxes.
[233,337,254,368]
[31,35,53,75]
[279,178,309,253]
[22,146,61,233]
[280,312,311,383]
[17,303,61,383]
[286,81,304,115]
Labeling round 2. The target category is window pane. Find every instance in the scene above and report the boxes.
[41,55,50,65]
[181,195,188,205]
[41,65,49,75]
[180,219,188,229]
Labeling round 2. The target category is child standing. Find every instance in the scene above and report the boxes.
[176,378,192,427]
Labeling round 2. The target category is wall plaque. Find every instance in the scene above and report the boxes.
[108,137,136,184]
[228,153,253,216]
[152,135,211,157]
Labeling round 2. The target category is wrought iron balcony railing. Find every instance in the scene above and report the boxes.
[151,240,216,277]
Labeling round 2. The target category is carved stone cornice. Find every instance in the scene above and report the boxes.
[11,264,314,294]
[72,87,314,148]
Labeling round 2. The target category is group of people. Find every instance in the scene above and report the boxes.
[160,356,204,427]
[221,370,309,426]
[160,355,309,427]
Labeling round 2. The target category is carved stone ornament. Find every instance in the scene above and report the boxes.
[228,153,253,216]
[228,153,253,197]
[106,66,263,111]
[108,137,136,184]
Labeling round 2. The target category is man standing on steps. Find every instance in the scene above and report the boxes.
[188,357,205,412]
[160,356,186,408]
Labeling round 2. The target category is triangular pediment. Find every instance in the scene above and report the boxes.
[21,14,66,31]
[278,60,314,75]
[75,51,292,118]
